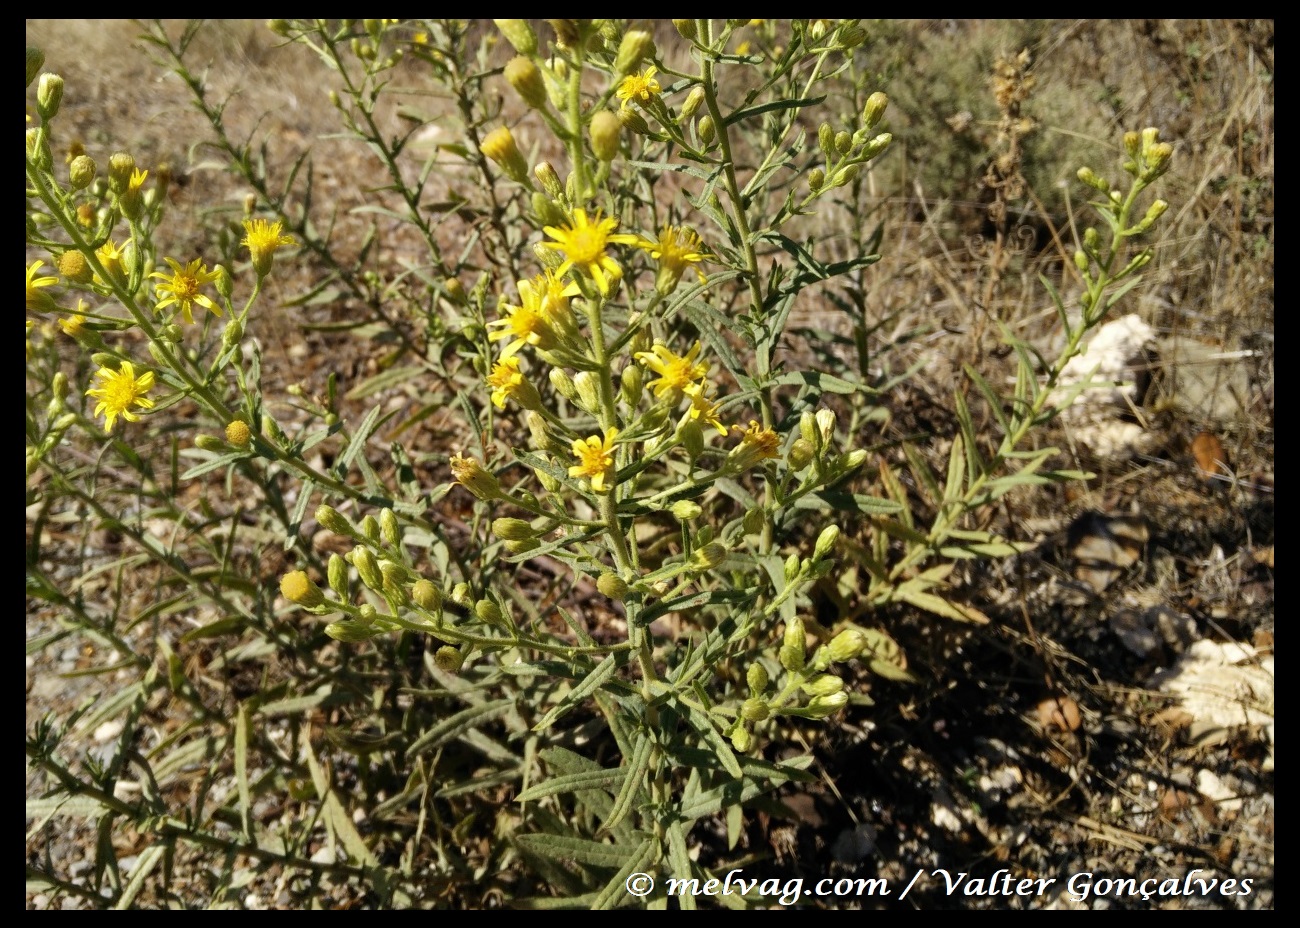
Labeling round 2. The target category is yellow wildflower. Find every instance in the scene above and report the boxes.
[569,427,619,493]
[541,208,639,295]
[95,239,130,285]
[489,277,559,359]
[26,260,59,314]
[487,356,541,410]
[151,257,222,324]
[637,225,709,294]
[616,66,661,108]
[685,385,728,436]
[86,360,155,430]
[241,218,296,277]
[636,340,708,401]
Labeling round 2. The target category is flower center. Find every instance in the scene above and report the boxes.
[566,227,606,265]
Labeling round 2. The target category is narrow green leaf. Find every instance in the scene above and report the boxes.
[665,821,697,910]
[515,833,637,869]
[532,653,622,732]
[602,731,653,834]
[592,837,657,910]
[723,94,825,127]
[405,699,513,758]
[235,704,251,840]
[515,769,625,803]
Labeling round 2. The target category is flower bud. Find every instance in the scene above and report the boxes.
[450,454,503,501]
[814,525,840,561]
[494,19,537,55]
[619,106,651,136]
[834,130,852,155]
[860,133,892,161]
[741,697,770,722]
[480,127,531,184]
[827,628,867,662]
[589,110,622,161]
[573,371,601,413]
[730,725,753,753]
[818,123,835,158]
[1073,250,1089,272]
[351,546,383,592]
[27,128,53,171]
[326,620,379,642]
[475,599,505,625]
[670,500,703,523]
[679,419,704,461]
[534,162,564,202]
[108,152,136,194]
[620,363,642,406]
[327,553,349,597]
[225,419,251,448]
[434,645,464,673]
[615,29,655,75]
[746,662,769,694]
[678,85,706,121]
[1143,142,1173,179]
[412,579,442,611]
[281,570,325,608]
[783,552,801,584]
[380,561,409,600]
[807,168,825,193]
[789,437,815,470]
[802,673,844,697]
[831,164,859,187]
[673,19,697,40]
[68,155,96,191]
[315,504,354,536]
[505,56,548,109]
[597,572,629,600]
[195,434,225,451]
[492,517,537,541]
[378,508,401,548]
[863,91,888,131]
[57,250,92,284]
[697,115,716,146]
[359,514,380,545]
[805,691,849,717]
[693,541,727,570]
[451,582,471,606]
[27,47,45,88]
[37,73,64,121]
[742,508,765,535]
[1083,227,1100,253]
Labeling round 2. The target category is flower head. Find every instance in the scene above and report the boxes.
[569,427,619,493]
[636,340,708,402]
[241,219,296,277]
[638,225,709,294]
[26,260,59,314]
[86,360,156,431]
[151,257,222,324]
[95,239,130,285]
[727,419,780,472]
[490,277,560,359]
[450,453,503,501]
[616,66,661,108]
[487,356,541,410]
[685,384,729,436]
[541,208,639,295]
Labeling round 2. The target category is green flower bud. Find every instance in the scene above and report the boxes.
[573,371,601,413]
[827,628,867,662]
[807,167,825,193]
[671,499,704,523]
[316,504,354,536]
[37,73,64,122]
[450,454,503,501]
[831,164,859,187]
[746,662,769,695]
[597,572,629,600]
[805,691,849,717]
[433,645,464,673]
[325,620,378,642]
[697,115,716,146]
[475,599,505,625]
[194,434,225,452]
[1123,131,1141,158]
[674,19,697,40]
[620,362,643,406]
[281,570,324,608]
[863,91,888,131]
[783,552,801,584]
[378,508,401,548]
[615,29,655,75]
[480,127,531,184]
[412,579,442,611]
[679,85,706,121]
[693,541,727,570]
[783,617,806,660]
[679,419,704,461]
[802,673,844,697]
[741,697,770,722]
[548,367,577,402]
[451,582,471,606]
[789,437,815,470]
[359,514,381,545]
[26,48,45,88]
[834,130,852,155]
[742,507,765,535]
[730,725,753,753]
[327,553,349,597]
[356,604,376,626]
[814,525,841,561]
[589,110,622,161]
[379,560,408,595]
[1074,250,1089,272]
[818,123,835,157]
[839,25,868,48]
[618,105,651,137]
[494,19,537,56]
[350,546,383,593]
[107,152,136,194]
[492,517,537,541]
[68,155,96,191]
[1083,227,1100,252]
[861,132,892,161]
[505,538,540,555]
[505,56,548,109]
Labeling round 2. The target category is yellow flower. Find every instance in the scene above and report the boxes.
[569,427,619,492]
[95,239,130,285]
[86,360,156,430]
[26,261,59,314]
[541,208,639,295]
[728,419,780,471]
[685,385,728,436]
[241,219,296,277]
[636,341,708,401]
[58,306,86,340]
[489,277,559,359]
[637,225,709,294]
[487,356,541,410]
[151,257,222,324]
[616,66,661,108]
